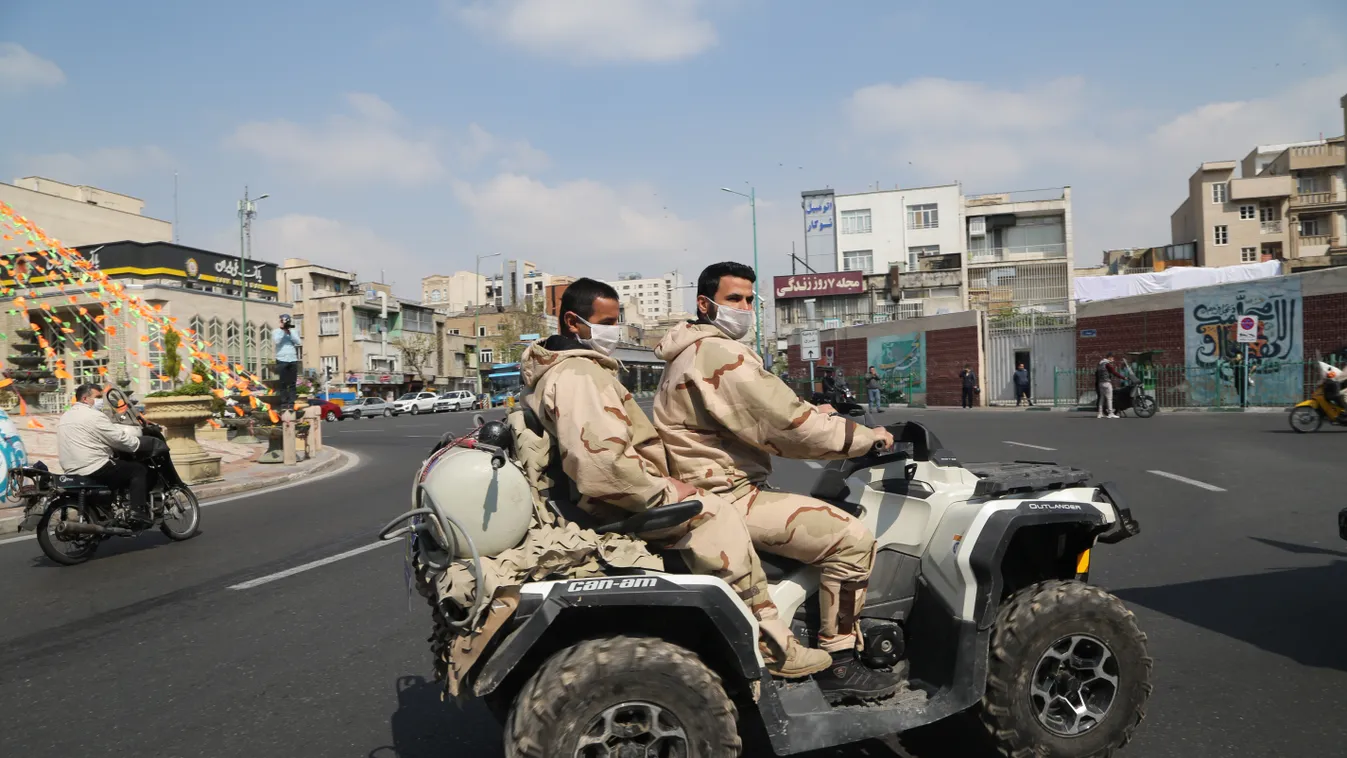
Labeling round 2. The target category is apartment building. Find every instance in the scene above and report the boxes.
[1172,128,1345,270]
[834,183,964,277]
[962,187,1075,315]
[0,176,173,247]
[484,259,558,313]
[604,271,687,325]
[421,271,487,314]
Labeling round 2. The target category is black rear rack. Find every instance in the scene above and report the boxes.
[965,461,1092,499]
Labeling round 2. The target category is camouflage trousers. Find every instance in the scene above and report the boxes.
[639,491,794,651]
[731,487,877,652]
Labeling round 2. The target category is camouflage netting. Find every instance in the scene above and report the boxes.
[412,515,662,700]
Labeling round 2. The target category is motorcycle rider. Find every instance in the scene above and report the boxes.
[519,277,833,680]
[653,261,904,702]
[57,384,169,522]
[1323,365,1346,414]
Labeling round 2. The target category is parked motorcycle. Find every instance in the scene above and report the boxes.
[811,384,866,417]
[1112,379,1157,418]
[35,389,201,566]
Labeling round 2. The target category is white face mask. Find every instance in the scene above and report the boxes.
[577,318,621,356]
[92,398,106,410]
[710,303,754,341]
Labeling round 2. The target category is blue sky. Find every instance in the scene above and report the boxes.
[2,0,1345,302]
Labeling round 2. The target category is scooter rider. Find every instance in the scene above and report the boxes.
[519,278,833,680]
[1323,366,1346,413]
[57,384,169,522]
[653,262,903,702]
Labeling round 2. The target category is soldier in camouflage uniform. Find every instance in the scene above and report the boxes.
[654,262,903,701]
[520,278,832,679]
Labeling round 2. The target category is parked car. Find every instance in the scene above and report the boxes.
[345,396,391,419]
[317,400,344,422]
[392,391,439,416]
[435,390,476,412]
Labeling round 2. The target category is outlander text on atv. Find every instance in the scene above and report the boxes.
[391,420,1150,757]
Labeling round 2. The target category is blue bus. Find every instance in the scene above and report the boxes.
[486,363,522,404]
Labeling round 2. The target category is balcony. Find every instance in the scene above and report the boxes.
[1288,143,1346,171]
[1291,190,1347,209]
[919,253,961,272]
[968,243,1067,263]
[1230,175,1293,200]
[1260,220,1284,235]
[1299,234,1343,250]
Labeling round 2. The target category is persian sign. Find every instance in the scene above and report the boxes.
[773,272,864,300]
[1184,277,1303,406]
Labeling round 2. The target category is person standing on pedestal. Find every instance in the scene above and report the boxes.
[273,314,302,411]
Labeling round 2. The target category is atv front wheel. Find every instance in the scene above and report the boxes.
[504,636,741,757]
[979,580,1152,758]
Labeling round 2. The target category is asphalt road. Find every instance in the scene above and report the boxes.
[0,405,1343,758]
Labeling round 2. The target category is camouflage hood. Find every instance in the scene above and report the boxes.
[654,321,722,362]
[521,336,620,388]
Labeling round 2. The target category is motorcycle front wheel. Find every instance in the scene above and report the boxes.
[37,502,99,565]
[160,485,201,541]
[1289,407,1322,434]
[1133,395,1157,418]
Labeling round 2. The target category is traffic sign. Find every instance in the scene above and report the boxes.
[1237,316,1259,343]
[801,330,821,361]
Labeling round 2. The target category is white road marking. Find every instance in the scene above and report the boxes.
[804,461,823,469]
[1004,441,1057,451]
[0,449,360,548]
[228,540,398,590]
[1148,470,1227,492]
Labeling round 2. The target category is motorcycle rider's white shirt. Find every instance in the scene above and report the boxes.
[56,402,143,476]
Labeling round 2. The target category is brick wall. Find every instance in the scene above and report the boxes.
[1304,292,1347,359]
[784,337,867,379]
[1075,308,1185,368]
[926,326,979,406]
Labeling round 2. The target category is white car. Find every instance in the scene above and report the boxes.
[392,391,438,416]
[435,390,476,412]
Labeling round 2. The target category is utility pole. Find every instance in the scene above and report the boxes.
[237,187,269,375]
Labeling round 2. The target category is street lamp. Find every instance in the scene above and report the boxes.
[474,252,501,393]
[238,188,270,375]
[720,186,761,356]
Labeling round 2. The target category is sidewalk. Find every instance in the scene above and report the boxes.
[0,414,350,534]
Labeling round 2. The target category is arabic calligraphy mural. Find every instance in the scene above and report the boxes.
[773,272,865,300]
[1184,277,1303,406]
[868,333,926,396]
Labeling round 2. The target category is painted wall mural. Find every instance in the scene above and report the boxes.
[867,332,926,398]
[1184,277,1303,406]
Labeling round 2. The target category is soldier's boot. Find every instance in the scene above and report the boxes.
[814,650,904,703]
[761,635,833,679]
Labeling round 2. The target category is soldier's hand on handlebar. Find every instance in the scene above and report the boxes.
[815,403,836,415]
[872,427,895,452]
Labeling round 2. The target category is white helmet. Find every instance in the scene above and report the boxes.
[1318,361,1342,380]
[416,446,533,558]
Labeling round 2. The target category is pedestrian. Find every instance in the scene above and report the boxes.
[273,314,303,411]
[1096,352,1123,419]
[866,365,882,413]
[1013,363,1033,406]
[959,365,978,408]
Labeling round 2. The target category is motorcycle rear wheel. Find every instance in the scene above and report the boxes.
[1133,395,1157,418]
[160,485,201,541]
[37,503,99,566]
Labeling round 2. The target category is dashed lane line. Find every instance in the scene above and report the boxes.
[1004,441,1057,451]
[227,540,398,590]
[1148,470,1227,492]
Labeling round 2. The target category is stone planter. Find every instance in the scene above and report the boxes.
[141,395,222,484]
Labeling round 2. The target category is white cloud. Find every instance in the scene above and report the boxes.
[460,123,551,172]
[227,93,444,186]
[0,43,65,93]
[456,0,717,63]
[254,214,422,298]
[847,70,1347,263]
[16,145,173,184]
[453,173,700,268]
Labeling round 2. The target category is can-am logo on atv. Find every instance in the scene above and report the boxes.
[1025,502,1083,511]
[565,577,660,593]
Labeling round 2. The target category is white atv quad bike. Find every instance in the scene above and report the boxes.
[393,420,1150,757]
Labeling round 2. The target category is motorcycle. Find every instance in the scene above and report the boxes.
[1111,378,1157,418]
[1289,386,1346,433]
[35,388,201,565]
[811,383,866,417]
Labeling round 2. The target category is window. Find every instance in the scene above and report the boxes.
[1213,225,1229,246]
[1239,205,1255,220]
[1297,174,1328,195]
[1211,182,1227,204]
[320,355,339,377]
[1301,218,1323,237]
[404,308,433,333]
[478,326,487,337]
[318,311,340,336]
[448,328,460,335]
[1259,204,1278,223]
[1240,247,1258,263]
[907,203,939,230]
[147,322,168,392]
[354,310,376,339]
[907,245,940,271]
[479,349,494,364]
[290,280,303,302]
[840,209,872,235]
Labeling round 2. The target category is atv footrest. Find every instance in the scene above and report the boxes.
[965,461,1092,498]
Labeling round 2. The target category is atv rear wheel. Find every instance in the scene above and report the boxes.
[979,580,1152,758]
[504,636,741,758]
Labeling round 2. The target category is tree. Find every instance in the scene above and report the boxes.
[161,328,182,385]
[392,333,438,378]
[494,302,549,364]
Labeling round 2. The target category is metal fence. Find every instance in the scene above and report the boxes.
[783,373,918,407]
[1053,358,1339,409]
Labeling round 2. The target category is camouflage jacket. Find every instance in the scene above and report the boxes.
[654,322,879,497]
[520,337,680,521]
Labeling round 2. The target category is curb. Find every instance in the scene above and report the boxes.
[0,447,351,535]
